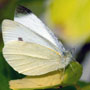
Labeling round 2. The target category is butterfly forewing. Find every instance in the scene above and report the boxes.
[2,20,59,52]
[15,5,65,54]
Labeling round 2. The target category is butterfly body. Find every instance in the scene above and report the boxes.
[2,6,72,76]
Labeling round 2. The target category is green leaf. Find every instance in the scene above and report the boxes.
[0,52,10,90]
[76,81,90,90]
[62,61,82,86]
[0,0,18,24]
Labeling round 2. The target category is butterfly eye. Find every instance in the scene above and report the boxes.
[18,37,23,41]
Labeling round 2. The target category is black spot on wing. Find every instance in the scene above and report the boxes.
[16,5,32,15]
[18,37,23,41]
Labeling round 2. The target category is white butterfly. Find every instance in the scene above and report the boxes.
[2,5,72,76]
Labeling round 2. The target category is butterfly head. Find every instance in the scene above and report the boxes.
[61,51,73,68]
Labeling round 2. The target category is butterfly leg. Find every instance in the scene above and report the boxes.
[69,63,75,73]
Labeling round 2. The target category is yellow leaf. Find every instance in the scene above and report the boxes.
[48,0,90,45]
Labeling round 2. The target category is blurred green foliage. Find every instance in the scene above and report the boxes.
[0,0,17,24]
[19,0,45,16]
[0,52,10,90]
[14,86,76,90]
[0,0,45,24]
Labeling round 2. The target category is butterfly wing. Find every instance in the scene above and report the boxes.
[3,41,65,76]
[2,19,59,52]
[14,5,65,54]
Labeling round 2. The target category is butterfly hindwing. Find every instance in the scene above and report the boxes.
[3,41,64,76]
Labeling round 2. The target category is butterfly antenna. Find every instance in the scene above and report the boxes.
[62,67,65,80]
[73,58,76,61]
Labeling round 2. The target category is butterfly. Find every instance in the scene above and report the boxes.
[2,5,73,76]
